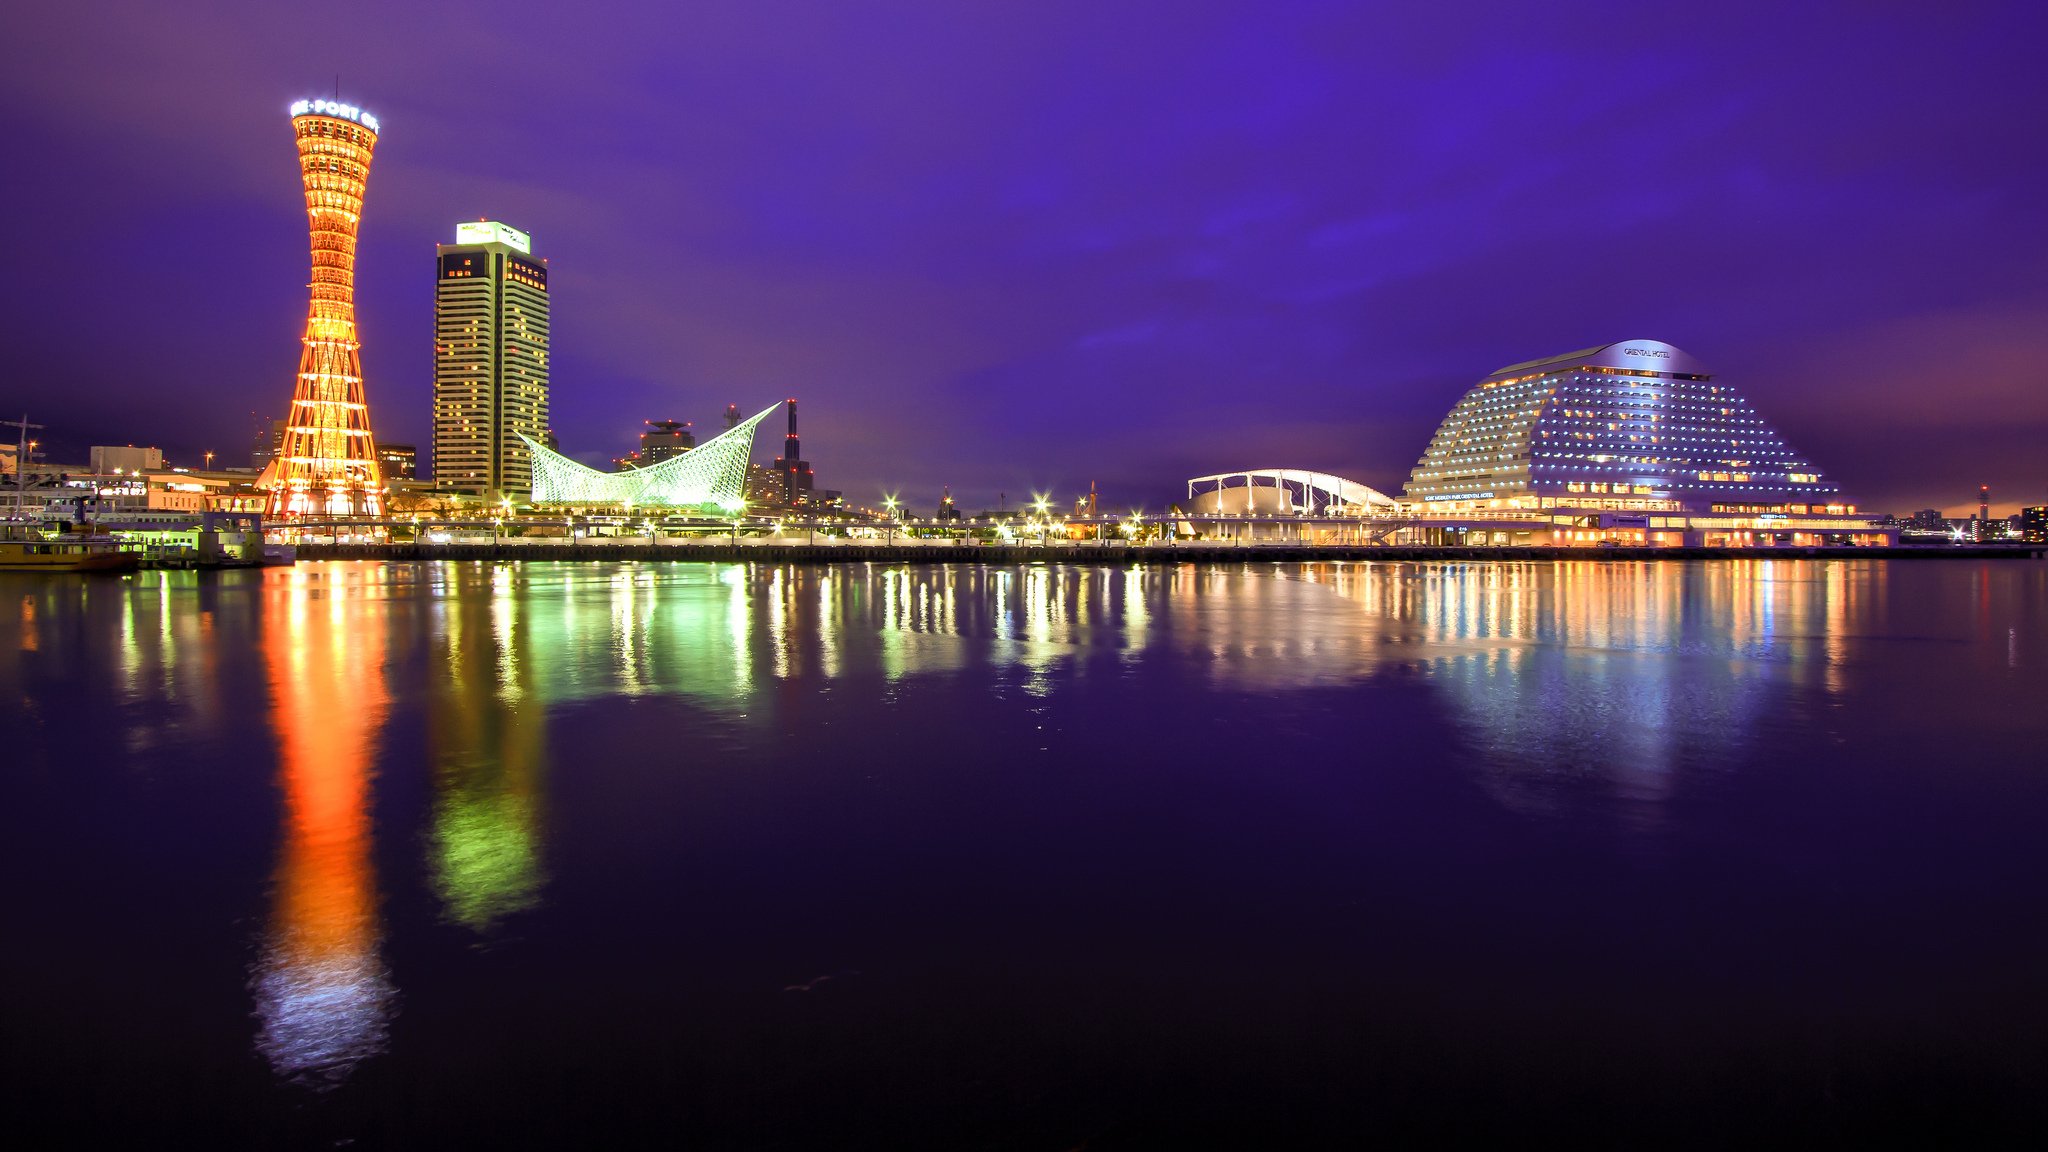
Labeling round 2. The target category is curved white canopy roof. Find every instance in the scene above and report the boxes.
[1187,469,1397,510]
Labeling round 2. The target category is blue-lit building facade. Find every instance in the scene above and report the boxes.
[1402,341,1891,546]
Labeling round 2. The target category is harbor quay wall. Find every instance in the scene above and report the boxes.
[292,542,2045,565]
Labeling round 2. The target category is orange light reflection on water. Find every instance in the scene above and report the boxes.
[251,568,393,1083]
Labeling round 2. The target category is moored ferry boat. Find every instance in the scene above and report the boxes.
[0,524,141,573]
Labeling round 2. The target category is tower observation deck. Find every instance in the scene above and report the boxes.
[264,98,385,522]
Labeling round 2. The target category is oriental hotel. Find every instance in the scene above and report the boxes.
[1400,340,1892,547]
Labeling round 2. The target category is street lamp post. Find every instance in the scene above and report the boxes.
[94,468,123,528]
[23,440,38,520]
[883,495,899,547]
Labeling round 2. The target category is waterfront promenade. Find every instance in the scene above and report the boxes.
[297,540,2047,565]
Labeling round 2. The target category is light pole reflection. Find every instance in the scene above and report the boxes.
[252,570,394,1083]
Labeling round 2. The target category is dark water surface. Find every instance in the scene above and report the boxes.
[4,559,2046,1147]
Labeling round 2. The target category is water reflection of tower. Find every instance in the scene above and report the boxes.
[252,571,394,1082]
[772,398,813,506]
[426,578,548,931]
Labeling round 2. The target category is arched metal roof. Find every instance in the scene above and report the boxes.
[1187,469,1397,510]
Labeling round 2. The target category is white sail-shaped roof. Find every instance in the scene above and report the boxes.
[521,403,778,509]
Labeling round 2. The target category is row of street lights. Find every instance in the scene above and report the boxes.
[380,487,1157,549]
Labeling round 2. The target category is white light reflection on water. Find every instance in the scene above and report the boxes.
[769,566,791,680]
[818,571,839,680]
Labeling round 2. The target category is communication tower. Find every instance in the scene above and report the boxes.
[264,98,385,522]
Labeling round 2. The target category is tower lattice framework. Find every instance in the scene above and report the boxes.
[267,102,384,521]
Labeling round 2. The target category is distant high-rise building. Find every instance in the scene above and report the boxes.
[433,221,550,502]
[266,98,385,521]
[2022,506,2047,544]
[378,443,417,482]
[1909,508,1946,531]
[640,420,696,466]
[1976,484,1992,541]
[251,418,286,471]
[772,399,814,505]
[744,461,783,507]
[90,446,163,475]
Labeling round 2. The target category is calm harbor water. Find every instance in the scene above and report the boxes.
[4,558,2047,1146]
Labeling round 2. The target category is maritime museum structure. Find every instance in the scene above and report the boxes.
[520,404,779,511]
[1400,341,1890,547]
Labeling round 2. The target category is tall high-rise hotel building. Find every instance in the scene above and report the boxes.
[433,221,549,501]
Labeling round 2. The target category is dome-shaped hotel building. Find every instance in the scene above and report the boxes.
[1401,341,1891,547]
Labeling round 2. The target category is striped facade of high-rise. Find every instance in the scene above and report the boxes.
[432,222,549,502]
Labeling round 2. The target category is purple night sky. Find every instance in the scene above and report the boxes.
[3,1,2044,515]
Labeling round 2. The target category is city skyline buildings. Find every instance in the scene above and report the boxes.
[262,99,384,521]
[5,4,2047,517]
[433,220,550,501]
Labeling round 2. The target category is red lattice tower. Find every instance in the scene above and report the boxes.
[266,99,385,522]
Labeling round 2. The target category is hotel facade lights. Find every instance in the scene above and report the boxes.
[265,99,386,522]
[520,404,778,511]
[1403,341,1891,546]
[433,221,550,503]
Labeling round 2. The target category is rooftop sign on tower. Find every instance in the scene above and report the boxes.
[454,220,531,253]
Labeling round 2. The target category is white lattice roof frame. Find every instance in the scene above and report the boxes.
[520,403,779,509]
